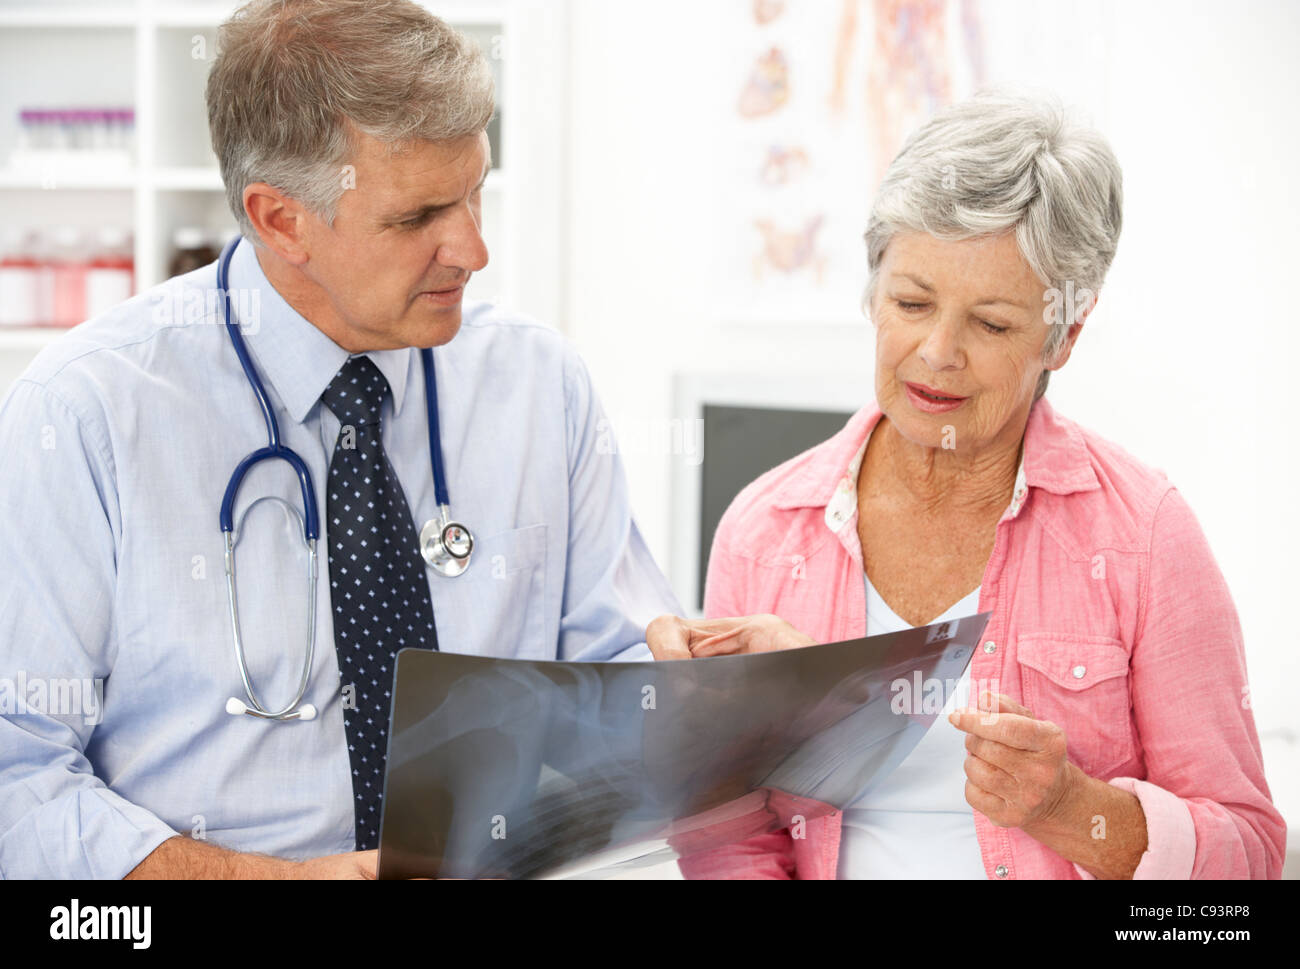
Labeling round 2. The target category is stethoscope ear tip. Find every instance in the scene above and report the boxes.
[226,697,248,716]
[297,704,318,721]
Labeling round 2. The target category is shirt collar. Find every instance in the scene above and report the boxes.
[771,396,1098,527]
[225,236,413,424]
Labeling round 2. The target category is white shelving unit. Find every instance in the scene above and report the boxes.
[0,0,567,389]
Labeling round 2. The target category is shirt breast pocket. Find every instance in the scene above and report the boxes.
[1015,634,1135,778]
[453,523,549,659]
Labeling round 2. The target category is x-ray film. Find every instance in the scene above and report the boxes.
[376,612,990,879]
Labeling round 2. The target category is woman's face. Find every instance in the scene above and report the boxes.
[871,230,1070,453]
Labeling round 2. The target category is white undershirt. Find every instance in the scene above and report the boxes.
[836,578,988,879]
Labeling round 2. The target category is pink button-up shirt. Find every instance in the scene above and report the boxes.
[678,397,1285,879]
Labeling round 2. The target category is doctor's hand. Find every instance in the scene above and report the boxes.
[296,849,378,880]
[645,613,816,661]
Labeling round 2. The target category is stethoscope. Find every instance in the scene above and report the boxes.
[216,236,473,722]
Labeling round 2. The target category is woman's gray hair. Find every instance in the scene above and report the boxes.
[863,90,1123,401]
[207,0,495,243]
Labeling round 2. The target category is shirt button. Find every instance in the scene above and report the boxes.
[994,864,1009,878]
[983,641,997,654]
[1072,665,1086,679]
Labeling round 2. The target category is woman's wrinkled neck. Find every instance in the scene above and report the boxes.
[861,409,1027,517]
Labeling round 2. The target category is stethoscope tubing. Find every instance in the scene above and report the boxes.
[215,235,467,722]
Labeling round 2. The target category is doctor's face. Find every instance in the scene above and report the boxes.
[296,129,491,351]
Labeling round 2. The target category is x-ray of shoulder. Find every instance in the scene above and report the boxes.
[376,612,990,879]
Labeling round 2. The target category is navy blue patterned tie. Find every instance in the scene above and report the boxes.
[320,355,439,851]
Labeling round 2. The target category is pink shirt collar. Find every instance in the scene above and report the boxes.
[771,397,1101,527]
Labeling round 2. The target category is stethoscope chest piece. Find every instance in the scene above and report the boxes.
[421,507,473,577]
[217,238,476,724]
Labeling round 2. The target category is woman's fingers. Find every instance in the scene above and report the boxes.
[694,615,816,656]
[689,624,751,657]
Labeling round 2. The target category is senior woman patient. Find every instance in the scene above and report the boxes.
[646,92,1284,880]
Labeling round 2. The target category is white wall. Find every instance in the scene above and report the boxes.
[563,0,1300,835]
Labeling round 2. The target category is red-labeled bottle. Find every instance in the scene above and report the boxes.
[0,228,40,327]
[49,226,88,328]
[85,226,135,319]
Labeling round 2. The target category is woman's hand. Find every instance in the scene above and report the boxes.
[948,691,1080,831]
[949,690,1149,878]
[645,614,817,661]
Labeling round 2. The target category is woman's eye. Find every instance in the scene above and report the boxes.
[978,319,1008,334]
[896,300,927,311]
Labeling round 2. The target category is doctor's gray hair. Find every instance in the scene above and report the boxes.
[207,0,495,243]
[863,90,1123,401]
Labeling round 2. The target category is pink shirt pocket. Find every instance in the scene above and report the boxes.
[1014,633,1136,778]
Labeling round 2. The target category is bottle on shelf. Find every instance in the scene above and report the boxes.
[10,106,136,172]
[49,226,88,328]
[0,226,137,328]
[168,227,220,279]
[110,108,136,160]
[85,227,135,319]
[0,229,40,328]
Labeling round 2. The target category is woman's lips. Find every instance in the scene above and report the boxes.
[904,381,969,413]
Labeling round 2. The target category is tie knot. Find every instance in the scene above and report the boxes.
[321,356,391,427]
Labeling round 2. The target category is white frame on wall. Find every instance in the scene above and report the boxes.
[668,370,870,618]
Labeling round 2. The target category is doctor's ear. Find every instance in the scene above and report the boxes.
[243,183,312,266]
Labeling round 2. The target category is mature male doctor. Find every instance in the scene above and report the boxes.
[0,0,678,878]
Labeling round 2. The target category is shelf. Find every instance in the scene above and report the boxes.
[0,168,136,190]
[0,326,66,350]
[0,6,138,28]
[152,166,224,190]
[0,0,542,375]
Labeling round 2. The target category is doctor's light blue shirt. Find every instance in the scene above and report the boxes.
[0,236,680,878]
